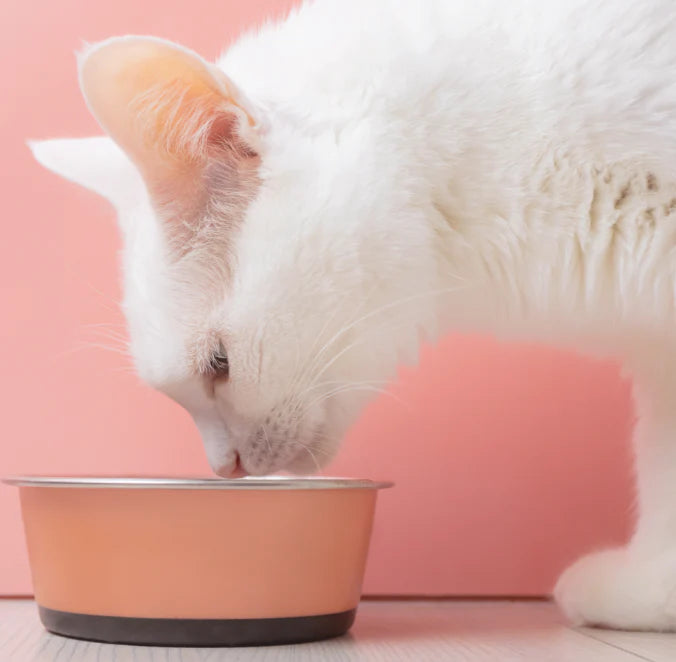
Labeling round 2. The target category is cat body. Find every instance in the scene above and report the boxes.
[31,0,676,631]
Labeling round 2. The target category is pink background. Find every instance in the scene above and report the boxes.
[1,0,634,596]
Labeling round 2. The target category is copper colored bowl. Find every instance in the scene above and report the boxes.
[4,476,392,647]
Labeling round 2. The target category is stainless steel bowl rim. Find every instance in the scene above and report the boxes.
[2,475,393,490]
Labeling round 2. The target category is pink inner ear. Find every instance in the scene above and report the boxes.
[79,36,258,199]
[79,36,261,252]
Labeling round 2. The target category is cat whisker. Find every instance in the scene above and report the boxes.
[261,423,273,455]
[308,315,425,389]
[296,284,468,392]
[110,366,138,375]
[87,330,130,345]
[307,433,340,454]
[82,322,128,330]
[55,341,132,360]
[73,277,124,315]
[306,283,379,361]
[292,440,324,474]
[289,284,380,397]
[298,378,390,399]
[303,383,405,413]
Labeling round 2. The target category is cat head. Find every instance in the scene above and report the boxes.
[31,36,435,475]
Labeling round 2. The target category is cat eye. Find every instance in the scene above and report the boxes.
[208,343,229,378]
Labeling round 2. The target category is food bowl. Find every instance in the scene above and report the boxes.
[4,475,392,646]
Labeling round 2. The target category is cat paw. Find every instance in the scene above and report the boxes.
[554,547,676,631]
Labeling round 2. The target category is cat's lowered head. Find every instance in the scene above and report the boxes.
[31,35,441,475]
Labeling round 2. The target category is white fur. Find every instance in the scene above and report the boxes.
[30,0,676,630]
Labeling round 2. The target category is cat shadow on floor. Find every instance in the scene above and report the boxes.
[347,599,563,642]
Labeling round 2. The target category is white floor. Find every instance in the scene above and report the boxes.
[2,598,676,661]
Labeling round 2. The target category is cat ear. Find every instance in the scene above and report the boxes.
[78,36,260,225]
[28,136,144,210]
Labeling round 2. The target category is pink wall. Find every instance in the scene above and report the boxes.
[1,0,634,596]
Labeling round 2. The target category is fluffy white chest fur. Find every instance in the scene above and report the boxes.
[30,0,676,632]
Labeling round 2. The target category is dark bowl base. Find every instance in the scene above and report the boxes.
[38,605,356,647]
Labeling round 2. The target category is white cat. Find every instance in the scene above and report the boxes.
[29,0,676,631]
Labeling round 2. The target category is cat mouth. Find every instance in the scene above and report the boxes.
[234,437,319,477]
[230,453,248,478]
[212,451,247,478]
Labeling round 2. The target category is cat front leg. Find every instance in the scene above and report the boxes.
[555,352,676,630]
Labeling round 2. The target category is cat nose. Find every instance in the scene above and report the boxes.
[213,451,247,478]
[192,413,246,477]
